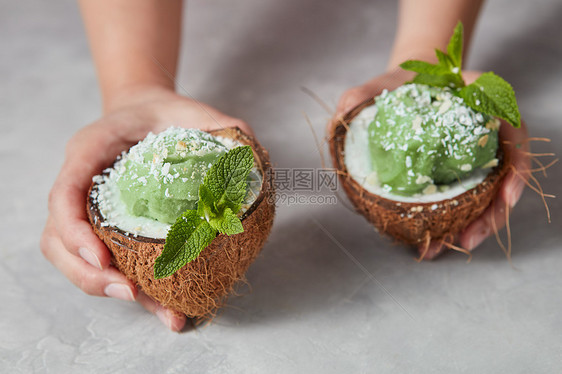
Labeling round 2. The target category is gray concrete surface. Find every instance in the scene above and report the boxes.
[1,0,561,373]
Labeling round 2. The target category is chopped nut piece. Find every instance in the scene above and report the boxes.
[175,141,187,151]
[438,100,452,114]
[412,116,422,132]
[482,158,499,168]
[366,172,379,186]
[423,184,437,195]
[478,134,489,147]
[485,119,501,131]
[415,175,432,185]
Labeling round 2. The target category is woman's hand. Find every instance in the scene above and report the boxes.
[40,85,252,331]
[332,71,529,260]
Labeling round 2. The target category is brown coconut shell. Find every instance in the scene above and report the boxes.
[87,127,275,319]
[329,98,511,248]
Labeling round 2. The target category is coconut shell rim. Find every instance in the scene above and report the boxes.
[329,97,511,209]
[87,126,273,245]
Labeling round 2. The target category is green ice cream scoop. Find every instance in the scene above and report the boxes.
[368,84,499,196]
[116,128,227,224]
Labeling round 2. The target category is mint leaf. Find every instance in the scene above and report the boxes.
[204,145,254,212]
[458,72,521,128]
[199,147,249,235]
[412,72,464,88]
[208,207,244,235]
[447,22,463,68]
[197,179,244,234]
[154,210,217,279]
[400,60,450,75]
[435,49,454,69]
[197,183,218,220]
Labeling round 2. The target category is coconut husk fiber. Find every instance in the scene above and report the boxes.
[329,98,511,247]
[87,127,275,319]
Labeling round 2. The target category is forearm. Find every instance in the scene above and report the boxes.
[79,0,183,112]
[387,0,484,70]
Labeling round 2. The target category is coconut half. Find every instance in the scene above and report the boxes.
[329,98,511,253]
[87,127,275,319]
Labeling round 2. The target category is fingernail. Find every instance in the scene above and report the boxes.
[507,181,525,208]
[467,223,491,250]
[426,242,444,260]
[104,283,135,301]
[156,308,174,330]
[79,247,102,270]
[156,308,185,332]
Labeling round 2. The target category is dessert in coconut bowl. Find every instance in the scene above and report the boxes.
[88,126,275,320]
[329,23,539,261]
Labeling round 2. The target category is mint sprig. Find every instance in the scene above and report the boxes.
[399,22,521,128]
[154,145,254,279]
[400,23,465,89]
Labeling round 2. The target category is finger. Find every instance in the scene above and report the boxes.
[48,176,112,270]
[48,126,123,269]
[145,99,255,137]
[41,216,136,300]
[335,69,414,118]
[335,87,371,118]
[459,197,508,251]
[137,291,187,332]
[213,117,255,138]
[498,120,530,208]
[417,240,447,261]
[462,71,482,85]
[226,119,255,137]
[330,86,377,136]
[418,122,529,254]
[42,217,186,331]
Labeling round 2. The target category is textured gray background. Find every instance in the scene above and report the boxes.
[1,0,561,373]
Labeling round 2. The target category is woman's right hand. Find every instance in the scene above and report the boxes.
[40,85,252,331]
